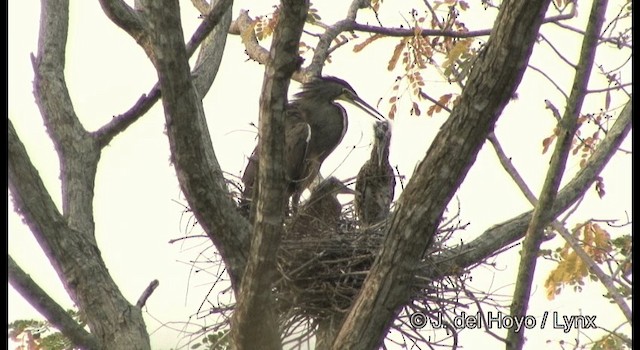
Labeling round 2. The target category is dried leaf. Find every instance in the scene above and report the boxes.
[572,142,581,155]
[413,102,421,116]
[438,93,452,106]
[387,38,406,71]
[577,114,588,125]
[353,34,383,53]
[605,90,611,110]
[427,104,436,117]
[388,104,397,120]
[542,135,556,154]
[443,39,472,71]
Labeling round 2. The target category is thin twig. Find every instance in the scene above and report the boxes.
[136,280,160,308]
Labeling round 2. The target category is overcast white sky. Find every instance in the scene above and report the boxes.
[8,1,631,349]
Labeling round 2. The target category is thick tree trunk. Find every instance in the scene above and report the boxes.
[332,0,553,348]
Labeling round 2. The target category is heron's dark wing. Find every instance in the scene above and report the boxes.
[354,160,371,223]
[241,146,259,192]
[379,164,396,217]
[285,120,311,196]
[355,161,395,226]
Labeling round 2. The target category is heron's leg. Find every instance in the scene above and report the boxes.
[290,192,301,215]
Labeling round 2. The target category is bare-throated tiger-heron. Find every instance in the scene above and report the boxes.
[240,76,384,215]
[289,176,355,235]
[354,120,395,227]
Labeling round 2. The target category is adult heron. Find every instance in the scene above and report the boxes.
[240,76,384,215]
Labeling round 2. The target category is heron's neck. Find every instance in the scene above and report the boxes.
[371,142,390,163]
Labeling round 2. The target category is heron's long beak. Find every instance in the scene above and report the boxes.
[338,186,357,195]
[343,93,386,121]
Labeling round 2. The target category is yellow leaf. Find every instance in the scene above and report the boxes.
[443,39,472,71]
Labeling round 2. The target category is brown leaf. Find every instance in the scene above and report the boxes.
[438,93,452,106]
[542,135,555,154]
[353,34,383,53]
[388,104,397,120]
[388,39,406,71]
[427,104,436,117]
[572,142,581,155]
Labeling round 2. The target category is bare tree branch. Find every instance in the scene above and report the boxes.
[487,132,538,204]
[94,0,233,147]
[9,119,151,348]
[231,1,309,348]
[191,0,210,14]
[229,11,312,82]
[229,2,576,81]
[489,127,631,324]
[191,0,234,97]
[98,0,148,48]
[135,0,250,290]
[528,65,570,101]
[539,34,578,68]
[8,256,100,350]
[507,0,609,347]
[346,0,369,20]
[136,280,160,308]
[31,0,100,232]
[552,19,633,49]
[333,0,554,348]
[347,8,577,38]
[433,98,630,275]
[185,0,233,58]
[307,20,357,76]
[93,83,161,148]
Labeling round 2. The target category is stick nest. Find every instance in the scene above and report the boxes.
[181,179,473,349]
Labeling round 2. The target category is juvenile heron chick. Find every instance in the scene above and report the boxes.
[355,120,395,227]
[289,177,355,235]
[240,76,384,215]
